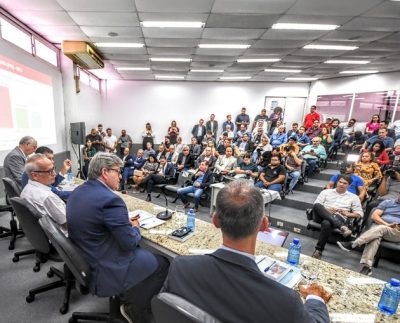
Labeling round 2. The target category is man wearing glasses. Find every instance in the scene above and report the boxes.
[21,154,67,234]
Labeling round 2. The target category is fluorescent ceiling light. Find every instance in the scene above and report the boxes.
[116,67,150,71]
[264,69,302,73]
[285,77,318,81]
[237,58,281,63]
[340,70,378,74]
[141,21,204,28]
[95,42,144,48]
[325,60,370,64]
[155,75,185,79]
[190,69,224,73]
[304,44,358,50]
[198,44,250,49]
[220,76,251,80]
[150,57,191,62]
[272,23,339,30]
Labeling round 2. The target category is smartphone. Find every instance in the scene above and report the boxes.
[171,226,191,238]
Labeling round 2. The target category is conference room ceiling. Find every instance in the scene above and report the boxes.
[1,0,400,82]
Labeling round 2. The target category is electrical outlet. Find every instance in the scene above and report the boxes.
[293,227,301,233]
[276,221,283,227]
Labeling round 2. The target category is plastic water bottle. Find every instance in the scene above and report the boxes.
[187,209,195,232]
[66,169,73,185]
[378,278,400,315]
[287,238,301,266]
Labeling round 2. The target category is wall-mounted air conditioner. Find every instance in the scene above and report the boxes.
[62,41,104,69]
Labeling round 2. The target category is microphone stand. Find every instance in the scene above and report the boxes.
[156,186,172,220]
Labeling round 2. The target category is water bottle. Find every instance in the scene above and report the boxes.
[287,238,301,266]
[66,169,73,185]
[186,209,195,232]
[378,278,400,315]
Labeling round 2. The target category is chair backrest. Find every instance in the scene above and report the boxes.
[151,293,221,323]
[2,177,21,199]
[9,197,51,254]
[39,215,91,287]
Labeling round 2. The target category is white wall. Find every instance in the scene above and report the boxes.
[102,80,310,144]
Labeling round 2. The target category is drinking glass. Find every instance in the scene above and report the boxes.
[300,259,319,286]
[174,205,186,228]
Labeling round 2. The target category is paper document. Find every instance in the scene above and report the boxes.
[128,210,165,229]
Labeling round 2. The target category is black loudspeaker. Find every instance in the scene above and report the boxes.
[70,122,86,145]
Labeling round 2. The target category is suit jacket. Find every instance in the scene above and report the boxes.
[122,154,134,168]
[332,127,344,144]
[191,169,213,189]
[191,125,206,138]
[163,249,329,323]
[195,155,217,170]
[4,146,26,190]
[155,162,175,178]
[176,153,195,169]
[206,120,218,136]
[66,179,158,297]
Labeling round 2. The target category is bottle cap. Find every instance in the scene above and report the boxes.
[390,278,400,287]
[189,208,194,213]
[293,238,300,245]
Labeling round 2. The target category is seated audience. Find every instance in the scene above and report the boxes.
[302,137,327,176]
[201,131,216,147]
[311,175,363,259]
[234,124,250,143]
[224,124,234,140]
[133,154,158,188]
[306,120,322,140]
[363,128,394,151]
[189,137,202,159]
[269,120,282,137]
[252,108,269,133]
[319,127,332,151]
[141,123,154,150]
[234,154,259,180]
[297,126,311,149]
[372,120,396,139]
[391,119,400,139]
[4,135,37,190]
[176,146,195,171]
[342,119,356,140]
[251,127,266,146]
[337,196,400,276]
[216,138,232,158]
[22,146,73,200]
[195,146,217,170]
[368,140,389,167]
[285,146,303,193]
[252,136,272,163]
[175,136,184,154]
[162,180,330,323]
[165,145,179,164]
[155,144,166,161]
[365,114,380,137]
[66,152,169,323]
[21,154,67,234]
[83,140,96,178]
[192,118,206,144]
[279,136,299,157]
[329,119,343,149]
[270,125,287,148]
[342,131,367,154]
[118,129,133,156]
[325,162,366,202]
[140,156,175,202]
[319,118,332,132]
[214,146,237,178]
[287,123,299,139]
[167,120,179,145]
[143,142,156,160]
[163,135,171,148]
[177,161,213,212]
[122,149,145,191]
[255,155,286,192]
[235,133,252,157]
[303,105,320,130]
[354,151,382,190]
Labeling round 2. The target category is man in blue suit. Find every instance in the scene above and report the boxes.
[67,152,169,323]
[163,180,331,322]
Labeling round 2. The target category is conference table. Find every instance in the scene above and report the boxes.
[119,192,397,322]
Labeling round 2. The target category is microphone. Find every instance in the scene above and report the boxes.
[156,185,172,220]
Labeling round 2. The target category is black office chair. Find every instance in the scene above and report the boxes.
[39,215,124,321]
[2,177,25,250]
[151,292,221,323]
[9,197,60,271]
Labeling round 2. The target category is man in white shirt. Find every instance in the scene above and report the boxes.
[21,154,67,234]
[311,175,363,259]
[103,128,117,153]
[214,147,237,179]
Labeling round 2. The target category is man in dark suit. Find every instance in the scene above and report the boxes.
[176,146,195,171]
[330,118,344,150]
[206,113,218,139]
[139,155,175,202]
[66,152,169,323]
[163,180,330,323]
[4,136,37,190]
[191,118,207,144]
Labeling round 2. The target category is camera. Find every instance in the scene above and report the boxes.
[286,146,294,153]
[385,166,400,177]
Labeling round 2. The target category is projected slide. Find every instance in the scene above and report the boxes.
[0,55,56,151]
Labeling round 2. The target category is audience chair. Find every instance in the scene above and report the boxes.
[151,292,221,323]
[165,171,191,203]
[39,215,125,321]
[9,197,60,272]
[2,177,24,250]
[154,168,177,199]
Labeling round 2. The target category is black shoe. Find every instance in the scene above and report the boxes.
[120,304,134,323]
[121,190,127,195]
[336,241,354,252]
[146,194,151,202]
[311,250,322,260]
[359,266,372,276]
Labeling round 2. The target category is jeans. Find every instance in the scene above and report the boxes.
[305,158,317,175]
[255,181,282,192]
[122,167,134,184]
[287,171,300,191]
[177,186,204,208]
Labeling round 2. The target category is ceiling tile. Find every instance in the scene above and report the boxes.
[0,0,63,10]
[142,27,203,39]
[111,60,151,67]
[57,0,136,11]
[284,55,327,62]
[359,42,400,51]
[147,47,196,55]
[145,38,199,47]
[291,49,349,57]
[135,0,213,13]
[243,48,294,55]
[202,28,265,40]
[89,37,144,43]
[190,61,233,68]
[102,53,149,60]
[379,32,400,43]
[363,2,400,19]
[121,74,155,80]
[192,55,236,62]
[137,12,208,21]
[11,10,76,26]
[69,12,139,27]
[341,17,400,32]
[252,39,309,49]
[211,0,296,14]
[321,30,391,42]
[261,29,327,41]
[97,47,147,55]
[276,14,352,25]
[206,14,280,28]
[195,48,247,56]
[80,26,142,38]
[287,0,383,16]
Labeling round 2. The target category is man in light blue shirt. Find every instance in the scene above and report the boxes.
[270,125,287,148]
[301,137,327,176]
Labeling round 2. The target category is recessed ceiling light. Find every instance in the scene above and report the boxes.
[94,42,144,48]
[198,44,251,49]
[190,69,224,73]
[285,77,318,81]
[155,75,185,79]
[325,60,370,64]
[141,21,204,28]
[116,67,150,71]
[237,58,281,63]
[340,70,378,74]
[272,23,339,30]
[220,76,251,80]
[264,69,302,73]
[150,58,192,62]
[304,44,358,50]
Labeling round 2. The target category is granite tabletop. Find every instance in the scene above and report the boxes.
[120,193,399,322]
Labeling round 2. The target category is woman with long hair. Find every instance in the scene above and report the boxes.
[365,114,380,137]
[167,120,180,144]
[368,140,389,167]
[354,151,382,190]
[132,154,159,189]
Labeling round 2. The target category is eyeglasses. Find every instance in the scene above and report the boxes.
[32,167,56,175]
[107,168,121,174]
